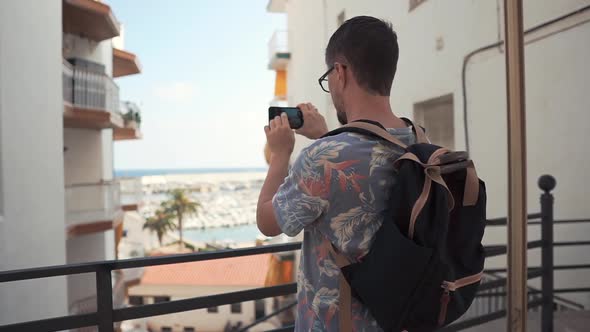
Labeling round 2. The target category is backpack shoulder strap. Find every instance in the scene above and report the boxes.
[401,117,429,144]
[321,240,353,332]
[323,121,408,150]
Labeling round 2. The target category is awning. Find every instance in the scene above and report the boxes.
[62,0,120,42]
[67,217,123,238]
[113,48,142,78]
[114,127,142,141]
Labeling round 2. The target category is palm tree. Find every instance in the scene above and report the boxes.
[143,209,176,247]
[163,189,201,249]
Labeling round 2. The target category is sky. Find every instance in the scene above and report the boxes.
[109,0,285,170]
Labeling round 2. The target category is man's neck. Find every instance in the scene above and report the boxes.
[345,95,407,129]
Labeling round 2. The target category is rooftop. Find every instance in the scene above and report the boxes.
[140,253,271,287]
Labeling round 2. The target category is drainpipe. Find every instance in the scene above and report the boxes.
[496,0,504,52]
[461,4,590,154]
[322,0,329,48]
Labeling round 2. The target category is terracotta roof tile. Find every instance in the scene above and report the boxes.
[140,253,271,287]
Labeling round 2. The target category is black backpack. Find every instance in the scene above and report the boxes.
[322,119,486,332]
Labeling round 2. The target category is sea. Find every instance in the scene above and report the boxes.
[115,168,267,178]
[116,168,269,247]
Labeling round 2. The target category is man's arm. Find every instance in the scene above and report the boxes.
[257,113,294,236]
[256,102,328,237]
[256,153,290,236]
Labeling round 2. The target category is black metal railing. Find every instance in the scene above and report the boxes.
[1,175,589,332]
[0,243,299,332]
[443,175,590,332]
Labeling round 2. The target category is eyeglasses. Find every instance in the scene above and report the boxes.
[318,64,347,93]
[318,65,335,93]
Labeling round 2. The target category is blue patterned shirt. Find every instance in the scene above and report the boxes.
[272,128,415,331]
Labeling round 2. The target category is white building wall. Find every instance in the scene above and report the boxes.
[102,129,115,181]
[64,128,105,185]
[63,119,115,185]
[63,116,117,312]
[118,211,147,258]
[285,0,334,157]
[468,21,590,306]
[129,284,279,331]
[145,301,265,332]
[0,0,68,325]
[66,231,116,307]
[281,0,590,306]
[285,0,589,170]
[113,24,125,50]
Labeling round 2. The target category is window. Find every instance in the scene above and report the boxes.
[161,327,172,332]
[413,94,455,149]
[207,306,219,313]
[183,327,195,332]
[409,0,427,11]
[337,10,346,26]
[128,296,144,306]
[255,300,266,320]
[154,296,170,303]
[231,302,242,314]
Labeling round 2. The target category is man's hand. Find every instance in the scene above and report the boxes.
[295,103,329,139]
[265,112,295,158]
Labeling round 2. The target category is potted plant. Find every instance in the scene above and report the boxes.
[122,101,141,129]
[122,110,137,129]
[133,110,141,128]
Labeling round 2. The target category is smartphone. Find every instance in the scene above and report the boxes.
[268,107,304,129]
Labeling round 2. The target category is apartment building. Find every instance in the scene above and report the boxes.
[0,0,144,326]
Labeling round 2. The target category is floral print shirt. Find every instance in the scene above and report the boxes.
[272,128,415,331]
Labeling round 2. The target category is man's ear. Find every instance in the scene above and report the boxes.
[335,63,347,89]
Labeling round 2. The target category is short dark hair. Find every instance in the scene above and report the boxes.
[325,16,399,96]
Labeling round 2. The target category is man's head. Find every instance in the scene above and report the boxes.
[322,16,399,124]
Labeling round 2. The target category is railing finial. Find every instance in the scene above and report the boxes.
[538,175,556,193]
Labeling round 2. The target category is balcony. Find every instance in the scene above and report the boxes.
[114,101,142,141]
[113,48,142,78]
[2,176,590,331]
[118,240,145,290]
[63,0,120,42]
[69,270,127,332]
[118,177,143,211]
[63,59,124,130]
[65,181,123,238]
[268,30,290,70]
[266,0,287,13]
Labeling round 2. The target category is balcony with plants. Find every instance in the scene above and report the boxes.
[114,101,143,141]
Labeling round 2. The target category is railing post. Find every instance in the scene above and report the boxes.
[96,265,115,332]
[539,175,556,332]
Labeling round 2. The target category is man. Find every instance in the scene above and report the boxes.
[257,16,415,331]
